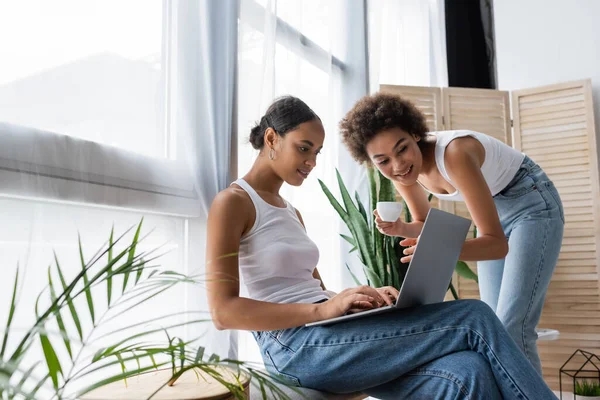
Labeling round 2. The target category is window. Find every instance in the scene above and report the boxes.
[0,1,198,216]
[0,0,165,158]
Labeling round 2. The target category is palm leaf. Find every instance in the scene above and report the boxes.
[135,258,145,284]
[1,266,19,359]
[78,234,95,324]
[93,312,207,342]
[39,329,63,390]
[54,253,83,340]
[28,373,50,399]
[47,267,72,359]
[107,225,115,306]
[123,219,143,292]
[75,365,161,398]
[14,362,40,395]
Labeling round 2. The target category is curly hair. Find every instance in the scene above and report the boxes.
[339,92,429,164]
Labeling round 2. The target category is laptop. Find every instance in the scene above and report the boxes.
[306,208,471,327]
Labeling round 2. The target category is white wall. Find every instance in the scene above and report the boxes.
[493,0,600,165]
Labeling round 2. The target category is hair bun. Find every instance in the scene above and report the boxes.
[249,123,264,150]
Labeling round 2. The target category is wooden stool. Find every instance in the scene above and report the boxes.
[82,367,250,400]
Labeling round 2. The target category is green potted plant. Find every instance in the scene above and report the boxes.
[319,168,478,298]
[0,220,291,400]
[575,380,600,400]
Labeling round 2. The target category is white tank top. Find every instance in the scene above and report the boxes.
[233,178,329,304]
[421,130,525,202]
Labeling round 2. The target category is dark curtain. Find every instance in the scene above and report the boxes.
[445,0,496,89]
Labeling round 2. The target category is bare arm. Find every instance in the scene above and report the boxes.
[390,181,430,238]
[206,191,383,331]
[444,139,508,261]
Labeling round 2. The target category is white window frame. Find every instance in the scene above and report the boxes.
[240,0,346,74]
[0,2,200,217]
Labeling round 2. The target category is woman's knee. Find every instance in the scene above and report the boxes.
[413,351,501,400]
[458,299,497,318]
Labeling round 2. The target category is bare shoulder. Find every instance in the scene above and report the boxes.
[209,186,255,234]
[211,186,251,213]
[445,136,484,167]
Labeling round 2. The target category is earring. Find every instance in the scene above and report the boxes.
[268,148,275,160]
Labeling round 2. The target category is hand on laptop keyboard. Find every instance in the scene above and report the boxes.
[316,285,389,320]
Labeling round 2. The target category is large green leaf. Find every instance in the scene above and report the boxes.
[335,169,382,287]
[385,236,400,289]
[455,261,479,283]
[378,170,396,202]
[321,177,375,284]
[339,234,356,247]
[318,179,350,224]
[368,167,378,262]
[345,263,364,286]
[355,191,368,224]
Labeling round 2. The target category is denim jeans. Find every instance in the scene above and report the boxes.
[478,156,564,374]
[253,300,557,399]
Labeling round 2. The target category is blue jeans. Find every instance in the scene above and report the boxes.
[253,300,557,399]
[478,156,564,374]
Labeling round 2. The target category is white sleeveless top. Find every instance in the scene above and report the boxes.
[234,179,330,304]
[421,130,525,202]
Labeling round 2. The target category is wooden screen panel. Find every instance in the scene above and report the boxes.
[379,85,444,132]
[443,87,512,145]
[441,87,512,299]
[512,79,600,389]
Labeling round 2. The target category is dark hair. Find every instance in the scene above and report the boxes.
[339,92,429,163]
[249,96,320,150]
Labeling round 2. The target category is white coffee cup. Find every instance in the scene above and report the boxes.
[376,201,404,222]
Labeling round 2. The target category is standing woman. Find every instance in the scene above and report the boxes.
[339,92,564,374]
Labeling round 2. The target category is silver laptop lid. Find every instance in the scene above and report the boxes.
[394,208,471,308]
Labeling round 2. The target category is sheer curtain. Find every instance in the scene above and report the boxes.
[237,0,368,365]
[0,0,237,394]
[368,0,449,91]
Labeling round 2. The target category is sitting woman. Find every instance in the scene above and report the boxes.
[339,92,564,375]
[206,95,557,399]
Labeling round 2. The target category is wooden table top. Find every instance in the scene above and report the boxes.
[82,366,251,400]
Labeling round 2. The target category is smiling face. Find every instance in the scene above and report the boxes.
[366,128,423,185]
[267,119,325,186]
